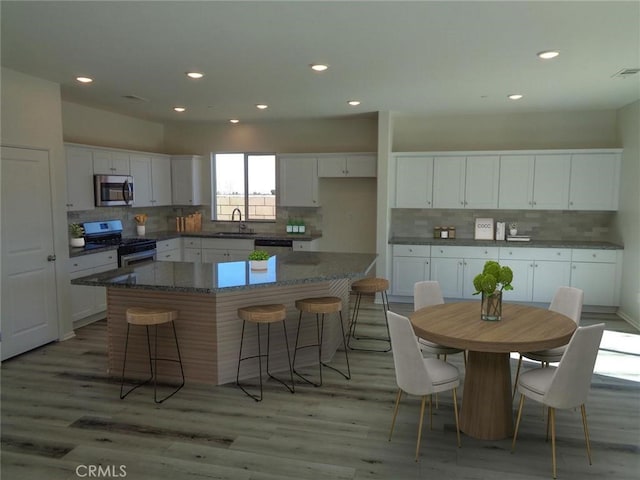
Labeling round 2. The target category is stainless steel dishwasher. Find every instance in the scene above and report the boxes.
[254,238,293,256]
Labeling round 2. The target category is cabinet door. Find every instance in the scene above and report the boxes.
[498,259,534,302]
[571,262,617,306]
[111,152,130,174]
[395,156,433,208]
[432,156,465,208]
[465,156,499,209]
[317,156,346,177]
[532,261,571,303]
[183,248,202,263]
[498,155,535,209]
[392,256,430,296]
[69,269,97,321]
[151,155,172,206]
[532,155,570,209]
[462,257,499,298]
[65,146,95,211]
[172,157,194,205]
[346,155,376,177]
[569,153,620,210]
[92,150,113,174]
[157,249,182,262]
[202,249,228,264]
[430,257,464,298]
[130,154,153,207]
[278,156,319,206]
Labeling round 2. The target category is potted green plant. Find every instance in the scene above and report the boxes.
[472,260,514,321]
[69,223,85,248]
[248,249,270,270]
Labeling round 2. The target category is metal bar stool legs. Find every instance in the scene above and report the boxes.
[292,297,351,387]
[236,304,294,401]
[120,308,185,404]
[348,278,392,352]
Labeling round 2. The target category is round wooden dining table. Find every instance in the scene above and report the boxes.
[409,302,576,440]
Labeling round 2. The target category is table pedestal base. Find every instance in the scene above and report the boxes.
[460,351,513,440]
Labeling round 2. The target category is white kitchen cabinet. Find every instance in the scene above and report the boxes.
[569,153,621,211]
[68,250,117,322]
[293,239,320,251]
[92,149,130,175]
[394,155,434,208]
[430,246,499,299]
[200,238,254,263]
[130,154,172,207]
[317,154,376,177]
[156,237,182,262]
[432,156,499,209]
[498,155,535,209]
[499,247,571,303]
[278,155,319,207]
[183,248,202,263]
[391,245,431,296]
[570,249,621,306]
[172,155,205,205]
[65,146,95,211]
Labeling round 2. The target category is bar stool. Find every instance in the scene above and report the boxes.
[348,277,392,352]
[120,307,185,403]
[236,304,294,401]
[293,296,351,387]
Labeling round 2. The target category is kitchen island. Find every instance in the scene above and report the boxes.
[71,252,377,385]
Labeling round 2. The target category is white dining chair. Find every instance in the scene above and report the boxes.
[387,311,461,461]
[414,281,466,365]
[512,323,604,479]
[512,286,583,397]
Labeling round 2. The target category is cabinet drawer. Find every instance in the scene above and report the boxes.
[392,245,430,257]
[500,247,571,261]
[571,249,618,263]
[182,237,202,248]
[157,238,181,252]
[431,246,498,258]
[68,250,117,272]
[202,238,253,250]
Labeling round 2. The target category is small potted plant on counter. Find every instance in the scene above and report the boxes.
[473,260,513,321]
[248,249,270,271]
[69,223,85,247]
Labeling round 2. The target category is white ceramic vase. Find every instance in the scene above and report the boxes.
[70,237,85,248]
[250,260,268,271]
[509,228,518,236]
[136,225,146,236]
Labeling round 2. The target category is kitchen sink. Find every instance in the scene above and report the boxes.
[212,231,257,237]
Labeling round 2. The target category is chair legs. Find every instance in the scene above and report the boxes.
[513,354,523,399]
[512,395,593,479]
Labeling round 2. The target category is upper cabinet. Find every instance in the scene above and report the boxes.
[65,146,95,211]
[130,154,172,207]
[278,155,319,207]
[394,155,434,208]
[432,155,499,209]
[92,149,130,175]
[569,153,621,210]
[317,154,377,177]
[171,155,205,206]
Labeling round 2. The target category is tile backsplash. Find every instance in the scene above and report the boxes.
[391,209,620,243]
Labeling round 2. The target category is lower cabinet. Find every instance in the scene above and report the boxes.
[183,238,254,264]
[156,237,182,262]
[430,246,499,299]
[570,249,622,306]
[69,250,117,322]
[392,245,431,296]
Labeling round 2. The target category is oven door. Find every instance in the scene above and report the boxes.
[119,249,156,267]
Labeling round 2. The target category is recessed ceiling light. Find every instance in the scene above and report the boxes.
[256,104,268,110]
[76,76,93,83]
[310,64,329,72]
[230,119,240,124]
[186,71,204,79]
[173,107,186,112]
[508,94,524,100]
[347,100,361,106]
[537,50,560,60]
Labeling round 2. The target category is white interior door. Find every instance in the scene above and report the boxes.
[1,146,59,360]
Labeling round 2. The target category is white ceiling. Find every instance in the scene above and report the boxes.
[2,1,639,124]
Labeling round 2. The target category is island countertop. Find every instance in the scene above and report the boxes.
[71,251,377,294]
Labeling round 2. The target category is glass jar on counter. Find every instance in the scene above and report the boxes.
[433,226,441,239]
[440,228,449,239]
[448,226,456,239]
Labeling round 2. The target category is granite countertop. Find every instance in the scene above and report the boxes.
[69,230,322,258]
[389,237,623,250]
[70,251,377,294]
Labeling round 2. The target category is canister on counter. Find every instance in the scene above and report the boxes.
[433,226,441,239]
[448,226,456,239]
[440,228,449,239]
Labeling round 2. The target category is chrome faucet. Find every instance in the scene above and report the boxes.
[231,208,246,232]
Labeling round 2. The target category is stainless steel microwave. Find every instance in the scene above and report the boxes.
[94,175,134,206]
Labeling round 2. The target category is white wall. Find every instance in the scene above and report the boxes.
[62,101,165,152]
[615,101,640,327]
[0,68,72,340]
[393,110,620,151]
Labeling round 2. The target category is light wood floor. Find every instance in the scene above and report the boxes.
[2,300,639,480]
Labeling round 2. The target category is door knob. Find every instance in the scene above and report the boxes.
[47,254,56,262]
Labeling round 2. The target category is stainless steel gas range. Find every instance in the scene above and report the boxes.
[82,220,156,267]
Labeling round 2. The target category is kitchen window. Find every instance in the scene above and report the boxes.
[211,153,276,221]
